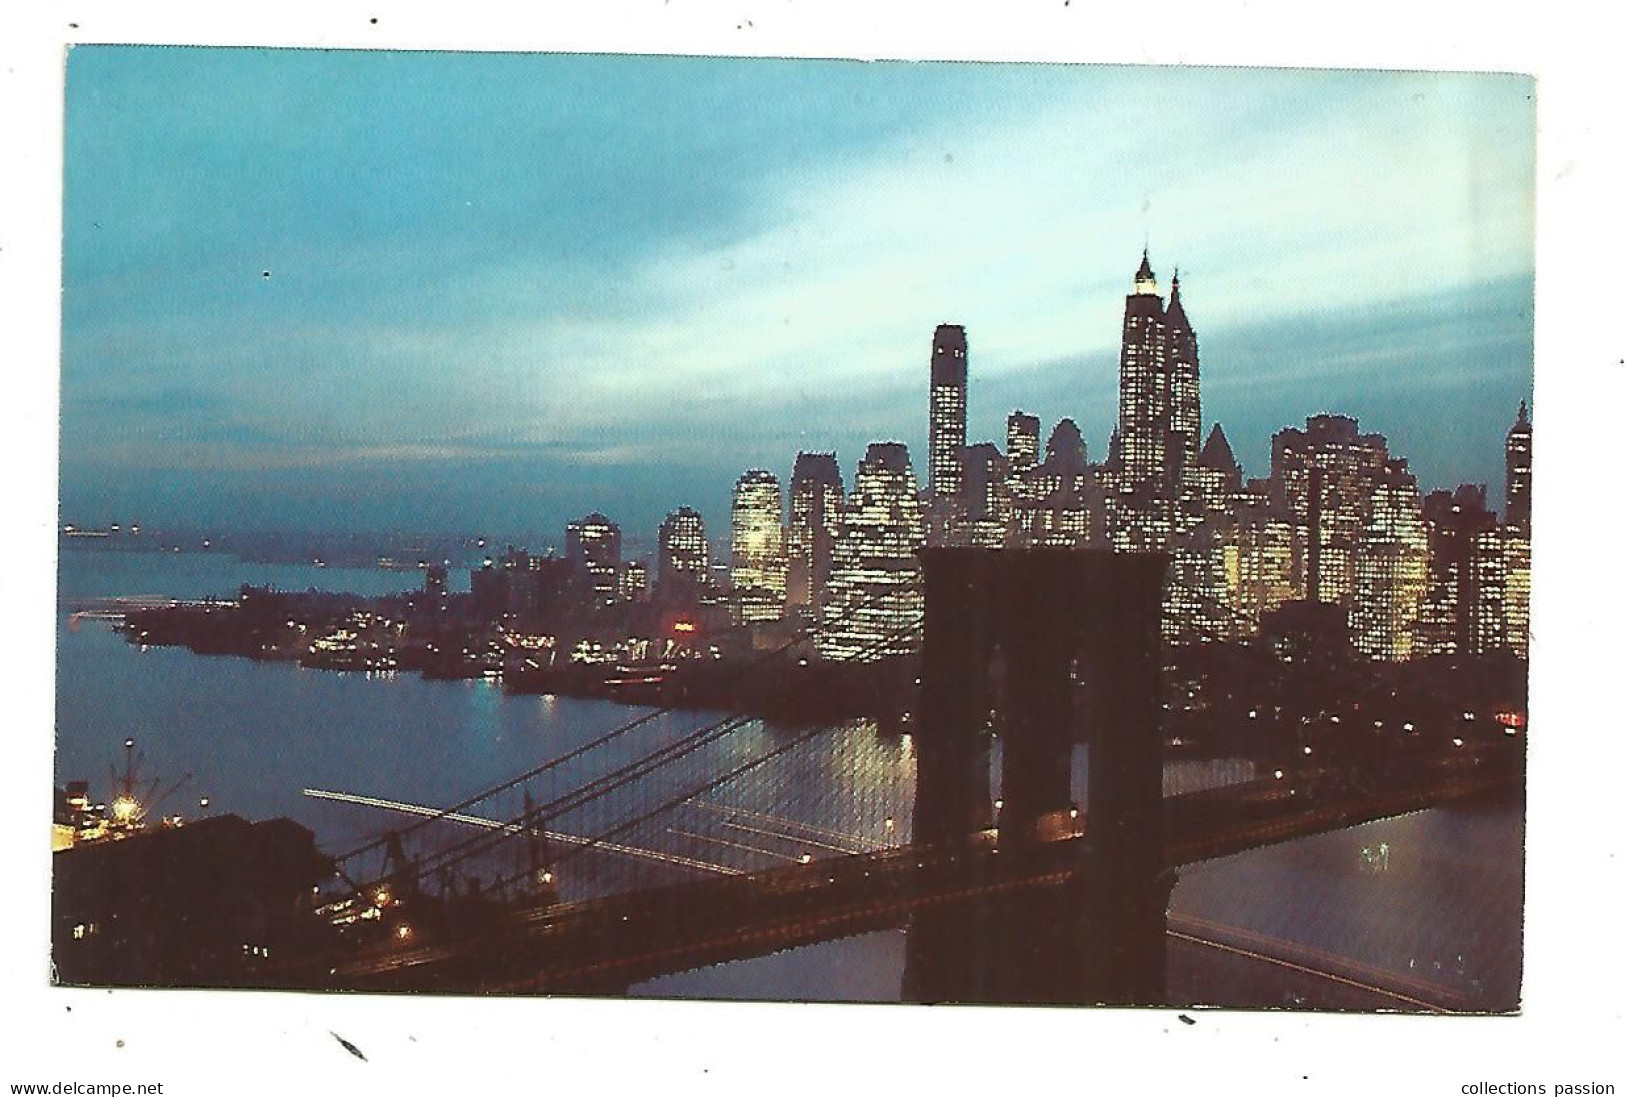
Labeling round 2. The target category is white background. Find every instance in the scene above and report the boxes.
[1,2,1620,1094]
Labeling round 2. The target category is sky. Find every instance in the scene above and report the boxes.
[59,47,1536,548]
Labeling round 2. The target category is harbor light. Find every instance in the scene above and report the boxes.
[396,924,412,941]
[111,795,138,823]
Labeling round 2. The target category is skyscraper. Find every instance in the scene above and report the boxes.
[819,443,925,662]
[1006,410,1043,510]
[1271,415,1391,608]
[1114,252,1201,551]
[1466,528,1509,655]
[1006,411,1041,475]
[959,442,1012,549]
[565,513,622,608]
[1504,531,1531,659]
[1015,418,1092,549]
[658,506,709,595]
[1501,404,1532,658]
[1222,504,1304,635]
[1505,400,1532,536]
[656,507,708,604]
[730,469,787,623]
[787,452,844,616]
[1350,459,1430,661]
[1415,485,1496,657]
[928,324,969,505]
[618,560,649,604]
[1118,251,1168,501]
[1165,271,1202,477]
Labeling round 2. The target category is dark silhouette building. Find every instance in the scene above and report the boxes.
[657,506,709,600]
[566,513,623,609]
[52,815,331,988]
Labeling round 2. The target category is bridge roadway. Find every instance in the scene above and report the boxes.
[309,764,1518,996]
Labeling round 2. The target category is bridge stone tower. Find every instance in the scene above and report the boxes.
[905,547,1169,1005]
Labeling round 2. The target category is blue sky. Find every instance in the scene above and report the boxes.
[60,47,1534,547]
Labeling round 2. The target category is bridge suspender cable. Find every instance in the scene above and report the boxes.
[464,615,924,903]
[330,577,921,867]
[339,603,923,899]
[362,613,922,897]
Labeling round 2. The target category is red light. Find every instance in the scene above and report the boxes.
[1494,709,1526,729]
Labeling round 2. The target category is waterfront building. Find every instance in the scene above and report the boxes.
[818,442,925,662]
[731,469,787,623]
[618,560,649,604]
[422,563,448,598]
[657,506,710,597]
[787,452,844,616]
[565,512,622,608]
[1505,401,1532,537]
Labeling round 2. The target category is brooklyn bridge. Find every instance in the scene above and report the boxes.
[55,549,1523,1007]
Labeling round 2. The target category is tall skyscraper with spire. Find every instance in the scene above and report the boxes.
[1114,250,1201,550]
[1505,400,1532,536]
[1165,270,1202,476]
[1118,250,1168,499]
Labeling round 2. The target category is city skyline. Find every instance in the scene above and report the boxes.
[61,49,1534,538]
[41,39,1541,1027]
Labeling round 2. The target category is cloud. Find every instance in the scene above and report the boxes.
[59,56,1534,533]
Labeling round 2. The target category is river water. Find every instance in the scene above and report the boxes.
[54,547,1524,1010]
